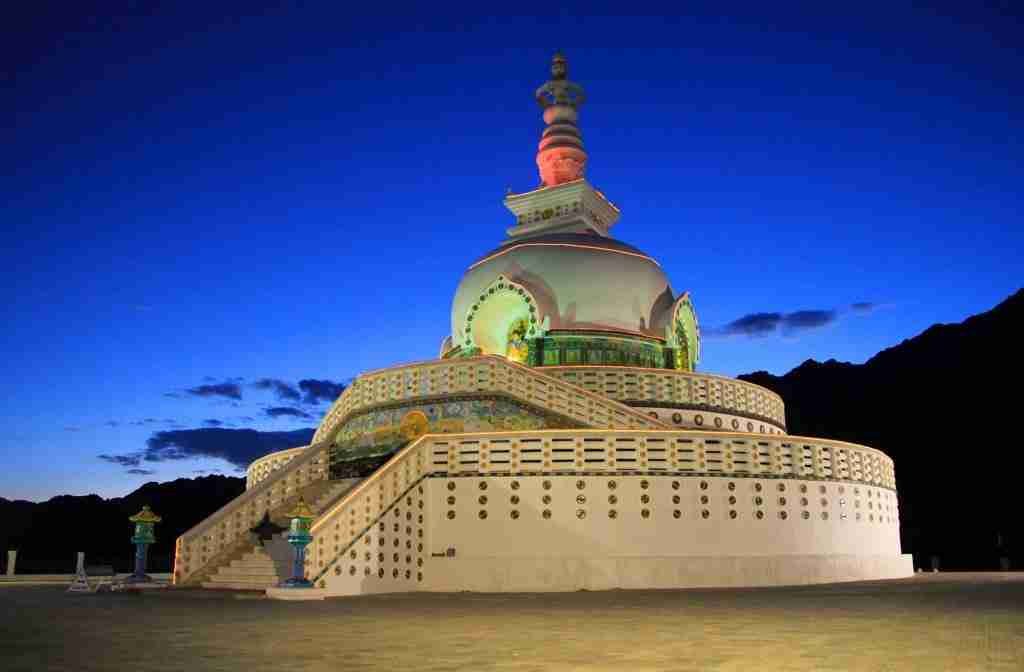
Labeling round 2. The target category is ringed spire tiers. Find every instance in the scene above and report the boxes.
[535,52,588,187]
[504,53,619,241]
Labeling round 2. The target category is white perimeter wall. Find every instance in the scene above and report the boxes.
[319,473,911,596]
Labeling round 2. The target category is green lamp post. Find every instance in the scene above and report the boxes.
[282,497,314,588]
[127,505,161,584]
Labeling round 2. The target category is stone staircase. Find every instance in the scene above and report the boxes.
[201,537,292,590]
[201,478,357,590]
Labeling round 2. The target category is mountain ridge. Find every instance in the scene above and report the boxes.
[740,287,1024,568]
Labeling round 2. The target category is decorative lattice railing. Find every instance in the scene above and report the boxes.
[312,355,669,444]
[246,445,309,489]
[173,443,330,585]
[303,428,896,583]
[540,366,787,428]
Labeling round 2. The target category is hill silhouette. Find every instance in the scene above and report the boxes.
[0,475,243,573]
[741,288,1024,570]
[3,290,1021,574]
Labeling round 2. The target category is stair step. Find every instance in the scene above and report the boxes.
[211,574,281,583]
[234,549,276,561]
[202,580,277,590]
[231,553,275,563]
[211,567,283,577]
[207,570,277,579]
[228,559,277,569]
[210,575,280,584]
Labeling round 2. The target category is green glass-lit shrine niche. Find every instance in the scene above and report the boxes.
[665,292,700,372]
[533,331,674,369]
[457,275,549,362]
[506,317,530,363]
[327,396,581,479]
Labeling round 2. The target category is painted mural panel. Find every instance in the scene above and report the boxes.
[328,395,580,475]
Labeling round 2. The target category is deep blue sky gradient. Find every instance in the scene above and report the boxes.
[3,2,1021,500]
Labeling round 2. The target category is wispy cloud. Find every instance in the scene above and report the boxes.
[173,375,346,408]
[298,379,346,405]
[713,312,785,337]
[254,378,301,402]
[185,382,242,400]
[709,310,837,337]
[143,427,315,468]
[99,453,142,468]
[266,406,313,419]
[707,301,881,339]
[98,427,315,471]
[783,309,836,331]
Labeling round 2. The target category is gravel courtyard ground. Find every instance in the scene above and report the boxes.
[1,573,1022,672]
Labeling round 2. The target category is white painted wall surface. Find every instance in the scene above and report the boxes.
[319,473,911,597]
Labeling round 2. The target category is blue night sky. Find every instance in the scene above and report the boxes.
[3,2,1021,501]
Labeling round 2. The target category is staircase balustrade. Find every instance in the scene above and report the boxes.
[173,443,329,585]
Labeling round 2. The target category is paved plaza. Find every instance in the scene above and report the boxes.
[1,573,1021,671]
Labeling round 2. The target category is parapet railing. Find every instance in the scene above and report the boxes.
[540,366,787,429]
[246,445,309,489]
[312,355,669,445]
[406,429,894,487]
[303,428,896,582]
[173,442,330,585]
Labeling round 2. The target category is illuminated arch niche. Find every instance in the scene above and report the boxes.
[668,292,701,371]
[463,275,548,361]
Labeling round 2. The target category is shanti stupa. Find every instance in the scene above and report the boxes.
[175,54,913,594]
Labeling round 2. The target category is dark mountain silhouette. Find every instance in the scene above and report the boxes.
[0,475,244,574]
[741,288,1024,570]
[3,290,1021,574]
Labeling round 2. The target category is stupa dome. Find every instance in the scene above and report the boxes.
[450,232,679,356]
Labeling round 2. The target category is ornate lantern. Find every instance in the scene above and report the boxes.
[126,505,161,584]
[282,497,315,588]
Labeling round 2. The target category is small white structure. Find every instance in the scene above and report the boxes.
[67,554,92,593]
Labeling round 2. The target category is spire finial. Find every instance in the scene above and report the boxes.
[551,52,567,80]
[534,53,588,187]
